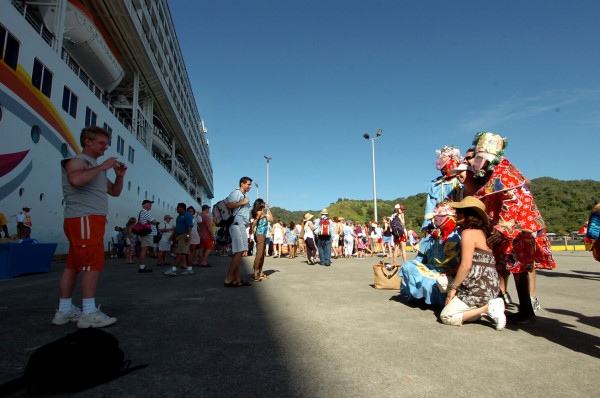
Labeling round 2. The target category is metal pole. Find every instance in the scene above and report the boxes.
[371,139,378,222]
[266,159,270,206]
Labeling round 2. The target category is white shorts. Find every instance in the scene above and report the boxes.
[332,235,339,247]
[230,224,248,254]
[158,240,171,252]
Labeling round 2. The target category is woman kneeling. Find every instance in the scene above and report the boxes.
[439,197,506,330]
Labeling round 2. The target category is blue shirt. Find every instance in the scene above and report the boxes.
[175,212,193,235]
[227,188,250,226]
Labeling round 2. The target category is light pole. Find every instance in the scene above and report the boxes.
[264,155,272,206]
[255,182,259,200]
[363,129,382,222]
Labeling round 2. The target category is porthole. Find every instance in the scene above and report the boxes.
[19,188,25,196]
[137,186,140,195]
[60,143,68,158]
[61,199,65,206]
[39,193,45,201]
[31,125,41,143]
[128,181,131,191]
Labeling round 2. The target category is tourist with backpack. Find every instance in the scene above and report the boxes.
[224,177,253,287]
[313,208,334,266]
[392,204,408,264]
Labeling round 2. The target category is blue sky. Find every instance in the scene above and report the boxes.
[169,0,600,211]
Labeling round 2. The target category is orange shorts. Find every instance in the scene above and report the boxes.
[199,238,214,250]
[64,215,107,271]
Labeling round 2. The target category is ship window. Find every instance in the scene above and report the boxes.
[137,186,140,195]
[103,123,113,146]
[128,146,135,164]
[31,125,41,143]
[32,59,53,98]
[19,188,24,196]
[85,107,97,127]
[39,193,45,201]
[1,27,20,71]
[128,181,131,191]
[117,136,125,156]
[60,143,68,158]
[62,87,78,118]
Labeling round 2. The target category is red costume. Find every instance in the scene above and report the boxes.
[476,158,556,273]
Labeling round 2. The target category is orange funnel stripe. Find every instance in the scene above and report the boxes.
[0,61,80,153]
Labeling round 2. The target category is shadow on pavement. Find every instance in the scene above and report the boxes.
[506,313,600,360]
[0,256,297,397]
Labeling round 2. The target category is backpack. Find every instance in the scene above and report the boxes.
[212,199,233,227]
[317,218,331,236]
[12,329,146,394]
[391,215,405,239]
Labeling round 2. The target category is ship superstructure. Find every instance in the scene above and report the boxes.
[0,0,213,253]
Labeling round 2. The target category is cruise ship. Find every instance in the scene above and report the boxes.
[0,0,214,253]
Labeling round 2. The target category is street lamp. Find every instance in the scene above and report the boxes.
[255,182,259,200]
[363,129,382,222]
[264,155,272,206]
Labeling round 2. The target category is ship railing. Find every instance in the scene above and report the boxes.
[11,0,55,48]
[59,48,132,132]
[152,152,172,173]
[153,126,173,152]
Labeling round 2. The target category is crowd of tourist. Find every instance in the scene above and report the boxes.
[49,126,600,331]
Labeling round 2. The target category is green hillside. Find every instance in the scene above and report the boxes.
[269,178,599,234]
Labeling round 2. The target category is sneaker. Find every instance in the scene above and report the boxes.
[163,268,177,276]
[180,269,194,275]
[52,305,82,326]
[487,298,506,330]
[530,295,541,312]
[138,267,152,273]
[76,307,117,329]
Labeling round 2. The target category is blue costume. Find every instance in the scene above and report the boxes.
[421,176,461,231]
[400,228,460,307]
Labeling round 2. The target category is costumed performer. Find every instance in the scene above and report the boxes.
[470,132,555,324]
[400,203,460,307]
[422,146,463,231]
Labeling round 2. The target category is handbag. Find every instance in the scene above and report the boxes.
[132,222,151,236]
[373,261,402,290]
[132,211,152,236]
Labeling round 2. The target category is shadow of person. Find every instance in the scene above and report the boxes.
[506,314,600,359]
[544,308,600,330]
[537,269,600,281]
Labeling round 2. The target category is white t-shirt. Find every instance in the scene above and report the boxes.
[159,221,174,243]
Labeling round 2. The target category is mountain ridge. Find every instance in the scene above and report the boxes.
[268,177,599,234]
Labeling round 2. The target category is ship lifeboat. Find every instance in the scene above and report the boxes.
[41,0,125,92]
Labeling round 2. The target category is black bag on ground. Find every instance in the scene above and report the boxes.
[22,329,140,393]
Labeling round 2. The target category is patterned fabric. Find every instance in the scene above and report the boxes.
[456,249,500,308]
[256,217,269,236]
[400,231,461,307]
[422,176,462,231]
[476,158,556,273]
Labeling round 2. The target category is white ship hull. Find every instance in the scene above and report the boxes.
[0,0,213,254]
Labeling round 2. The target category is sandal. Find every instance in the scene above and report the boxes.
[224,281,243,288]
[238,280,251,286]
[251,276,262,282]
[259,274,269,279]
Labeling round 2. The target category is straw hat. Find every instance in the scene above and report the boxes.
[448,197,489,225]
[321,208,329,215]
[304,213,314,221]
